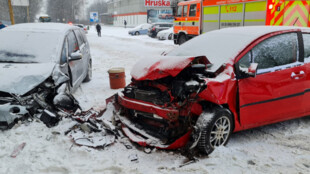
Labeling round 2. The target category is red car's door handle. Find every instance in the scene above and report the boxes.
[291,71,305,80]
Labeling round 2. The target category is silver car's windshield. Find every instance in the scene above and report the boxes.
[0,31,61,63]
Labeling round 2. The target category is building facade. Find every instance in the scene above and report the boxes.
[106,0,177,27]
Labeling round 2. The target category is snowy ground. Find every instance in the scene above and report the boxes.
[1,26,310,174]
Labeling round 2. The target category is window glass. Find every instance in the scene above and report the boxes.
[163,24,171,27]
[253,33,298,70]
[60,39,68,64]
[189,4,197,17]
[177,6,183,17]
[74,30,85,47]
[67,31,79,54]
[239,51,251,69]
[183,5,188,17]
[303,34,310,61]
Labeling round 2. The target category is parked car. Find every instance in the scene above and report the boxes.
[157,27,173,40]
[114,26,310,155]
[158,13,174,19]
[128,23,151,35]
[148,22,173,38]
[74,24,88,34]
[0,23,92,130]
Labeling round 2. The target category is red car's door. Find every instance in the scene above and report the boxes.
[301,33,310,115]
[237,32,306,129]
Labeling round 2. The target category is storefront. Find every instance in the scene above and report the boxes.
[107,0,175,27]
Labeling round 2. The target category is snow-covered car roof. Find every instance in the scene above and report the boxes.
[131,23,151,30]
[3,23,78,33]
[151,22,173,25]
[167,26,308,72]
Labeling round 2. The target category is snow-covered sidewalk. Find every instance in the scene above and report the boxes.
[0,25,309,174]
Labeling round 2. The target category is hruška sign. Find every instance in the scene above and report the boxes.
[145,0,171,7]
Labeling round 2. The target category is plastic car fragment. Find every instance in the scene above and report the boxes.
[0,104,28,130]
[67,107,118,148]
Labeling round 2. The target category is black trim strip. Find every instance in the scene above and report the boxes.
[240,89,310,108]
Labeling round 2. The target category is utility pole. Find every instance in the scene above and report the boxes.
[27,6,30,23]
[8,0,15,25]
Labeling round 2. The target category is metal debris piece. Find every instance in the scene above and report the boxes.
[179,158,198,168]
[143,147,152,154]
[72,109,98,122]
[70,130,115,148]
[80,123,92,133]
[247,160,256,165]
[39,109,60,127]
[129,154,138,162]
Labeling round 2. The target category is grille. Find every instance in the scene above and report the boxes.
[123,86,170,105]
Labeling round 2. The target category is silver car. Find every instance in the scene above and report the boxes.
[0,23,92,130]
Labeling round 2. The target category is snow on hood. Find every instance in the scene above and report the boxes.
[131,56,207,81]
[0,63,55,95]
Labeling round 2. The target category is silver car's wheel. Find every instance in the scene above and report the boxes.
[168,33,173,40]
[135,31,140,35]
[198,108,233,155]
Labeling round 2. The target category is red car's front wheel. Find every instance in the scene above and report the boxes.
[197,108,233,155]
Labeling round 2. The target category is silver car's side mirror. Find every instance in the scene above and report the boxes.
[69,52,82,61]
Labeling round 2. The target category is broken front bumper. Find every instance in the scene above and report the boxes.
[114,92,191,149]
[117,92,179,121]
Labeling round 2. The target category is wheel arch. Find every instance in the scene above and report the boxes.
[197,101,236,132]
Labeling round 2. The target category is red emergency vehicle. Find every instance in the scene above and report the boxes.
[174,0,310,44]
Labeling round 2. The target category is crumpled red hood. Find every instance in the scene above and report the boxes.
[131,55,208,81]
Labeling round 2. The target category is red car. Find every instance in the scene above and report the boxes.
[114,26,310,155]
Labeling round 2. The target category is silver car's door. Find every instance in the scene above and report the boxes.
[67,30,84,89]
[74,29,89,76]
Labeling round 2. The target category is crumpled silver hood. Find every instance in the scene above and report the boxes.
[0,63,55,95]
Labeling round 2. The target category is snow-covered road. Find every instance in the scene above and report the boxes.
[0,26,309,174]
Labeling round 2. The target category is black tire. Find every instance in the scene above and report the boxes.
[197,107,233,155]
[83,59,92,82]
[178,35,187,45]
[135,31,140,35]
[168,33,173,40]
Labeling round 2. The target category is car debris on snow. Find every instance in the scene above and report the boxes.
[0,104,28,130]
[179,158,198,168]
[10,142,26,158]
[128,154,138,162]
[65,106,119,148]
